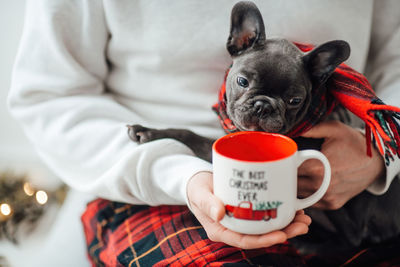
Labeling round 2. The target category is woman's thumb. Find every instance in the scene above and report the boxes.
[193,189,225,221]
[188,172,225,222]
[207,195,225,222]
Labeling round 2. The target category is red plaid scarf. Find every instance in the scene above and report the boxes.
[212,43,400,165]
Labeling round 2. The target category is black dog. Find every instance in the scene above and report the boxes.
[127,1,400,255]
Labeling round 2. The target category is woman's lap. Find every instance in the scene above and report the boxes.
[81,199,306,266]
[81,199,400,267]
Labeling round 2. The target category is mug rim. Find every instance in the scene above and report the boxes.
[212,131,298,163]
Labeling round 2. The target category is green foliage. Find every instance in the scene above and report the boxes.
[0,171,67,243]
[255,201,283,210]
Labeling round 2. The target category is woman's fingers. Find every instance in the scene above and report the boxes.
[282,210,311,239]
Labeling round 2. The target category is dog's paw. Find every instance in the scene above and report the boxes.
[127,124,157,144]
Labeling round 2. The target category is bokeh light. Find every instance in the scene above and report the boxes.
[23,182,35,196]
[35,190,48,205]
[0,203,12,216]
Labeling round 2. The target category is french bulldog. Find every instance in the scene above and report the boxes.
[127,1,400,256]
[128,1,350,162]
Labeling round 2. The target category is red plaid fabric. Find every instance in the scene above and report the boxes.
[82,199,400,266]
[81,199,306,266]
[212,43,400,165]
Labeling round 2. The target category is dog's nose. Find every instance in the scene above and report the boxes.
[254,100,272,116]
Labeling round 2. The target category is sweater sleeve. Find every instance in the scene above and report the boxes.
[364,0,400,195]
[7,0,212,206]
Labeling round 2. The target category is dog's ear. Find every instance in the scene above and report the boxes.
[303,40,350,84]
[227,1,266,56]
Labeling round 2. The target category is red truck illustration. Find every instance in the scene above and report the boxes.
[225,201,281,221]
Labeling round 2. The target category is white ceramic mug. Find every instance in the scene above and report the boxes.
[212,131,331,235]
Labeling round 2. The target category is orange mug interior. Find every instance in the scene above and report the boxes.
[213,131,298,162]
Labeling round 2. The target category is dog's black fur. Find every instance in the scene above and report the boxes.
[127,1,400,255]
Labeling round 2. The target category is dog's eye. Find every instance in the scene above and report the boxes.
[237,77,249,88]
[288,97,302,106]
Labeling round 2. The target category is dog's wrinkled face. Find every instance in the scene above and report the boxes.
[226,39,311,133]
[225,1,350,134]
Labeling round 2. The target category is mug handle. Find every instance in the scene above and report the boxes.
[295,150,331,210]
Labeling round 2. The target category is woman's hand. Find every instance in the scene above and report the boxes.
[298,121,386,210]
[187,171,311,249]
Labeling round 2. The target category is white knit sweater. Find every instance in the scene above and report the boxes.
[8,0,400,206]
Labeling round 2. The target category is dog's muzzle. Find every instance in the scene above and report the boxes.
[254,100,273,118]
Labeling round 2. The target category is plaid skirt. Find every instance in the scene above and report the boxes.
[81,199,400,267]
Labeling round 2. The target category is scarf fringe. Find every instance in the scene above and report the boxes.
[365,100,400,165]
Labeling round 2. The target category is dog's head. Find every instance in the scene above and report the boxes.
[225,1,350,134]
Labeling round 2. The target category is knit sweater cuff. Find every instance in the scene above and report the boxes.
[356,128,400,195]
[367,155,400,195]
[151,151,213,207]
